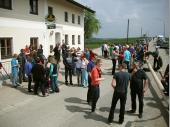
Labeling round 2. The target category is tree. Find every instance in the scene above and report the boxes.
[84,10,101,39]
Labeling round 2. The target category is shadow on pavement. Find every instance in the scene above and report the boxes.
[65,105,108,124]
[65,97,87,104]
[3,82,34,95]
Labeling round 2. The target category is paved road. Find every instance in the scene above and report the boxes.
[0,41,169,127]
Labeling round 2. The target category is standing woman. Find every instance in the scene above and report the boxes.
[90,58,105,112]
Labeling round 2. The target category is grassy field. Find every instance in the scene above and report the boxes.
[84,37,141,49]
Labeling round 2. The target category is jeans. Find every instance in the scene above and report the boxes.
[51,76,58,92]
[81,68,88,87]
[12,73,18,87]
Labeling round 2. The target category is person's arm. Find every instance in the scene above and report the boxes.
[143,79,148,93]
[111,78,116,88]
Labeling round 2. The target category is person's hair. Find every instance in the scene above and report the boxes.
[119,63,127,69]
[95,58,102,65]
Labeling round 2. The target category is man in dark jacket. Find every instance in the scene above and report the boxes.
[32,58,46,96]
[17,49,26,83]
[63,52,73,85]
[128,62,148,118]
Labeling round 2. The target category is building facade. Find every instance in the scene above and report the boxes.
[0,0,94,62]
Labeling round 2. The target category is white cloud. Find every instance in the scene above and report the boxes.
[77,0,169,38]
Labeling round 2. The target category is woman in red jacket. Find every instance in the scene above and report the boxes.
[90,58,105,112]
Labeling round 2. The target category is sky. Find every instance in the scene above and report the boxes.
[76,0,169,38]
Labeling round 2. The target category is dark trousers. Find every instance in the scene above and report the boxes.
[153,57,159,71]
[130,89,144,114]
[104,50,108,58]
[28,74,32,92]
[112,59,116,75]
[34,80,45,96]
[91,85,100,112]
[65,67,73,84]
[108,92,126,122]
[87,75,92,103]
[18,66,26,84]
[124,61,130,72]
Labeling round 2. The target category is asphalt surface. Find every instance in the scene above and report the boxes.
[0,40,169,127]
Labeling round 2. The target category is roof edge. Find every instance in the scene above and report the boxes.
[66,0,95,13]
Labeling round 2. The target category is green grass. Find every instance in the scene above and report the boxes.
[84,37,141,49]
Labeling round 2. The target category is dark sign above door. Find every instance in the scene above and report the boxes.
[45,14,56,29]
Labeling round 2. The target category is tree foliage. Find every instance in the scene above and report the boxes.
[84,10,101,39]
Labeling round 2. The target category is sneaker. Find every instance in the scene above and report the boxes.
[119,120,124,124]
[127,110,135,113]
[108,119,113,125]
[138,114,143,118]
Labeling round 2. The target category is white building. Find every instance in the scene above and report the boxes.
[0,0,94,63]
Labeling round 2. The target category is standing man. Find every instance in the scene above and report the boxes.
[153,46,159,71]
[17,49,26,83]
[123,45,131,72]
[128,62,148,118]
[108,63,130,124]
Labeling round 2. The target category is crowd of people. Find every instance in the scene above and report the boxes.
[7,40,169,124]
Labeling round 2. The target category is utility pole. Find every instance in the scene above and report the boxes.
[141,27,143,37]
[164,22,165,37]
[126,19,129,43]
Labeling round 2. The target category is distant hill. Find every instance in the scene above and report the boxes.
[85,37,140,44]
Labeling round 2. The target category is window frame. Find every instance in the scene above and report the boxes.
[30,0,38,15]
[30,37,38,50]
[0,37,13,59]
[48,6,53,15]
[78,35,81,44]
[0,0,12,10]
[72,35,75,45]
[65,34,68,45]
[78,16,81,25]
[65,12,68,22]
[72,14,75,24]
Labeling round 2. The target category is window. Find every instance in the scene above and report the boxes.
[65,12,68,22]
[30,37,38,50]
[72,35,75,45]
[78,35,81,44]
[65,34,68,45]
[72,14,75,24]
[0,38,12,59]
[0,0,12,10]
[78,16,81,24]
[48,6,53,15]
[30,0,38,15]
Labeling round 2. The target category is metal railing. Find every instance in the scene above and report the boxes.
[0,60,11,80]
